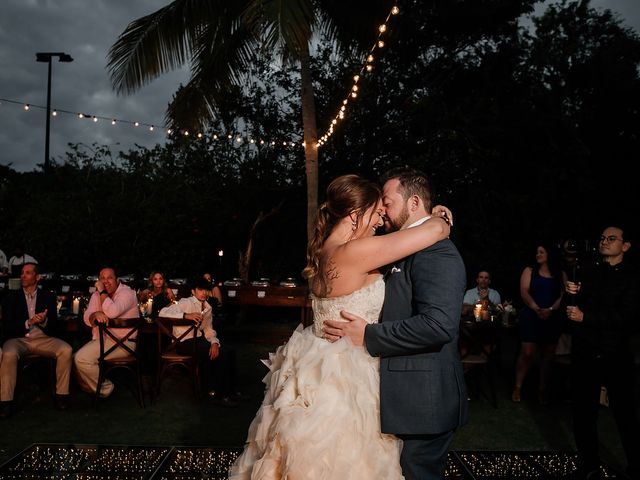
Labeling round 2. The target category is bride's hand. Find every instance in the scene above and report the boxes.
[432,205,453,226]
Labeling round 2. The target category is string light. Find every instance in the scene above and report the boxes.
[2,4,398,152]
[1,97,302,150]
[317,2,400,147]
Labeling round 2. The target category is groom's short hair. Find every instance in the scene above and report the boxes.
[380,167,433,211]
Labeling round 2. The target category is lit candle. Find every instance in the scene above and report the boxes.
[146,296,154,316]
[473,303,482,321]
[72,297,80,315]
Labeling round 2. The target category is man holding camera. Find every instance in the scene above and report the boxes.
[565,225,640,479]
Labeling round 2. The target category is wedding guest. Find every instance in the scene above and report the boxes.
[512,242,567,404]
[158,277,242,407]
[565,225,640,479]
[202,272,223,310]
[0,263,72,417]
[73,267,139,398]
[137,271,176,318]
[461,270,503,319]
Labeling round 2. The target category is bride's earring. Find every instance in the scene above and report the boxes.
[351,220,357,231]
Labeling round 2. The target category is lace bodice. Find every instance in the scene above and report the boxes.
[311,276,385,338]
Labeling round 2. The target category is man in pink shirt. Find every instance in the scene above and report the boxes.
[73,267,139,398]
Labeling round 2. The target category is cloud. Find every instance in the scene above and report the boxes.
[0,0,638,172]
[0,0,188,171]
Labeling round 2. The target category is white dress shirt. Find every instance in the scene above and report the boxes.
[159,296,220,346]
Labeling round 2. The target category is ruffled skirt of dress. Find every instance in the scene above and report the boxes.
[228,324,403,480]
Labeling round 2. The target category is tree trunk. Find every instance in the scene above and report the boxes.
[237,203,283,283]
[299,45,319,244]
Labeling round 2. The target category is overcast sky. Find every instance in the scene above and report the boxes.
[1,0,638,172]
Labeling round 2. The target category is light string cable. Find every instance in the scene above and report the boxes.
[0,97,302,149]
[316,2,400,148]
[0,4,399,150]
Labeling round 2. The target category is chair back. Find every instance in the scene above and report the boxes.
[95,316,145,407]
[155,316,199,357]
[154,316,201,400]
[97,317,141,363]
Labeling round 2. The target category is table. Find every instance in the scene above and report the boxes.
[221,285,312,325]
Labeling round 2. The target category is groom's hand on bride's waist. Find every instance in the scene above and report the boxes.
[323,311,366,346]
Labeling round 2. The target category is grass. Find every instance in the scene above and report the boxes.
[0,307,634,474]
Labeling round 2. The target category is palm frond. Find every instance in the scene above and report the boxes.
[108,0,249,95]
[243,0,316,55]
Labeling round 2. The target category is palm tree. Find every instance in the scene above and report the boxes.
[107,0,389,241]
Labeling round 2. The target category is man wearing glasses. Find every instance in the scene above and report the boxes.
[565,226,639,480]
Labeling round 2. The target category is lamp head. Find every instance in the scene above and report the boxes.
[35,52,74,63]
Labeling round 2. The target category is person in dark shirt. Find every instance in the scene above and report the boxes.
[565,225,640,479]
[0,263,72,417]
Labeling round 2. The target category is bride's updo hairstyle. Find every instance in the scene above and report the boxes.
[303,174,381,289]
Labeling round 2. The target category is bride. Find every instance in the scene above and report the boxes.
[228,174,451,479]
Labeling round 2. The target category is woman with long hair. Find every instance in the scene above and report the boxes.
[138,271,176,318]
[512,242,567,404]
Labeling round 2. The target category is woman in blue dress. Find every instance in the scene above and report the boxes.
[512,242,567,404]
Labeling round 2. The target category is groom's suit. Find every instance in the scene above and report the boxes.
[364,237,469,479]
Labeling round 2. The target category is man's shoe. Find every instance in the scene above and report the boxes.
[0,402,13,419]
[55,394,69,411]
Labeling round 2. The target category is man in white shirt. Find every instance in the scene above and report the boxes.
[461,270,502,318]
[159,277,241,407]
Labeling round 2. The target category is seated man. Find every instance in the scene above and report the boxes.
[73,267,139,398]
[158,277,242,407]
[462,270,503,319]
[0,262,72,417]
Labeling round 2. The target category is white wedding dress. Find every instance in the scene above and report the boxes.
[228,276,403,479]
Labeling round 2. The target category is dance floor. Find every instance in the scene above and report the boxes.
[0,444,625,479]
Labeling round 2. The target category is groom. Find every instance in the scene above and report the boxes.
[324,167,469,480]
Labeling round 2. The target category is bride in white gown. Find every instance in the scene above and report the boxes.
[228,174,451,479]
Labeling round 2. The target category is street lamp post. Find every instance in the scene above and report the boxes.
[36,52,73,174]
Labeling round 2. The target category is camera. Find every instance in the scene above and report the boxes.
[558,238,599,282]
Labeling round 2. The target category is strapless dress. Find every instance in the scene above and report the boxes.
[228,276,403,479]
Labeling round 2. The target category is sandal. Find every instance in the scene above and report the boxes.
[511,386,521,403]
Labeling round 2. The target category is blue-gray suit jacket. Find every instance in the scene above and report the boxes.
[364,238,469,435]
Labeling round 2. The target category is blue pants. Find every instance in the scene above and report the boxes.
[398,430,454,480]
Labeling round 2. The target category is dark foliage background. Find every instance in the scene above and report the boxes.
[1,0,638,303]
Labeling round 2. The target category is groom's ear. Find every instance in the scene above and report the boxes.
[408,194,420,212]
